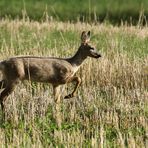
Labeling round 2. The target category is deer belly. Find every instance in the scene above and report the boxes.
[24,68,72,85]
[47,72,73,85]
[24,62,74,85]
[24,66,53,82]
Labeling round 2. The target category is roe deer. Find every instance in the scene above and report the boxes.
[0,31,101,112]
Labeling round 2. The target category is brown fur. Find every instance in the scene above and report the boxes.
[0,31,101,112]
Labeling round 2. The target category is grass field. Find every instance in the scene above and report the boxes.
[0,19,148,147]
[0,0,148,24]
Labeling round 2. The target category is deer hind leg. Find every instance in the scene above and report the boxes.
[0,80,7,89]
[64,76,81,99]
[0,79,19,112]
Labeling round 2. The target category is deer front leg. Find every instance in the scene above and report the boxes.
[53,85,62,127]
[64,76,81,99]
[53,85,61,103]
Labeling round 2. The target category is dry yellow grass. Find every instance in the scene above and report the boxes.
[0,19,147,147]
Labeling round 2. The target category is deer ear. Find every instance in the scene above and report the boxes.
[81,31,86,39]
[81,31,90,43]
[87,31,91,38]
[81,31,87,43]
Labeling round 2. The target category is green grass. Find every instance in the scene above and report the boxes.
[0,19,148,147]
[0,0,148,24]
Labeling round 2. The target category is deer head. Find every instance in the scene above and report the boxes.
[80,31,101,59]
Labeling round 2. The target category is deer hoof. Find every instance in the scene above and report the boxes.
[64,94,72,99]
[64,93,75,99]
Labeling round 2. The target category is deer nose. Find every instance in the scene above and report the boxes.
[97,54,101,58]
[98,54,101,57]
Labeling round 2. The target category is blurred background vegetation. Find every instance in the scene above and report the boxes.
[0,0,147,25]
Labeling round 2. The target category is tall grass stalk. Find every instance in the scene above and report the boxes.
[0,19,147,147]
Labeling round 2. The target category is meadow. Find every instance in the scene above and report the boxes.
[0,0,148,24]
[0,18,147,147]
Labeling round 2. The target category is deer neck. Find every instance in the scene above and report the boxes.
[66,47,87,71]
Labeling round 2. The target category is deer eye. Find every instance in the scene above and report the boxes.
[90,47,94,50]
